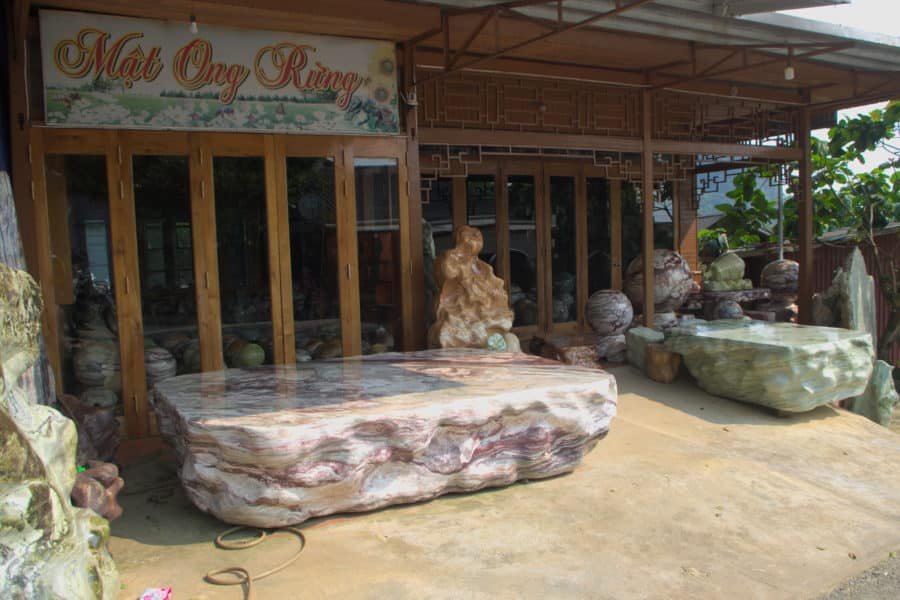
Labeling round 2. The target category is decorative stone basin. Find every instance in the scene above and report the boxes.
[152,349,617,527]
[664,320,873,412]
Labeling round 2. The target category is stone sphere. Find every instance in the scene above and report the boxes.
[625,250,693,312]
[144,345,177,386]
[714,299,744,320]
[761,259,799,297]
[585,289,633,336]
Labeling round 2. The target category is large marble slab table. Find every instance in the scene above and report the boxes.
[152,349,617,527]
[664,320,873,412]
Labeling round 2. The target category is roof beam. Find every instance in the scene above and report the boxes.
[650,42,854,90]
[414,0,657,87]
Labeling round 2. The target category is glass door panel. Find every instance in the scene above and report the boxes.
[132,155,199,381]
[213,156,274,367]
[45,154,122,417]
[355,158,401,354]
[507,174,539,327]
[422,177,453,330]
[587,177,612,294]
[285,157,342,361]
[466,174,498,274]
[549,175,577,324]
[622,182,642,279]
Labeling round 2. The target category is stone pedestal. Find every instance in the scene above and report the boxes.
[645,344,682,384]
[153,349,617,527]
[626,326,664,372]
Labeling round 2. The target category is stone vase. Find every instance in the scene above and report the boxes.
[625,250,693,314]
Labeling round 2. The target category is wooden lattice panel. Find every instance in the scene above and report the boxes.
[419,71,640,137]
[654,92,796,145]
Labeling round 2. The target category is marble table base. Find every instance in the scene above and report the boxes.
[152,349,617,527]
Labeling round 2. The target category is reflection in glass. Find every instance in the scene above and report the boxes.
[466,175,497,274]
[550,176,576,323]
[587,177,611,293]
[214,157,273,367]
[507,175,538,327]
[133,155,198,381]
[286,157,342,361]
[355,158,401,354]
[654,183,675,250]
[46,154,122,413]
[422,177,453,328]
[622,182,642,280]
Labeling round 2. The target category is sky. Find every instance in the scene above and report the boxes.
[781,0,898,170]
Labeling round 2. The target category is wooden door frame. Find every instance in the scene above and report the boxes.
[542,161,584,336]
[33,127,414,438]
[501,159,541,341]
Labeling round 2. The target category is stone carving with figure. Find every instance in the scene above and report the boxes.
[428,225,521,352]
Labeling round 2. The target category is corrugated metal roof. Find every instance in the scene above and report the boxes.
[411,0,900,74]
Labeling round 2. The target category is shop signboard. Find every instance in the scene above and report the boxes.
[39,10,400,134]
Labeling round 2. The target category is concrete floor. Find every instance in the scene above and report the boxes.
[111,366,900,599]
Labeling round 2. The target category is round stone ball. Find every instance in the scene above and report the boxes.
[761,259,799,297]
[586,289,634,336]
[625,249,694,312]
[714,299,744,320]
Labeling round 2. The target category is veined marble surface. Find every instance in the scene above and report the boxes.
[665,320,873,412]
[153,349,617,527]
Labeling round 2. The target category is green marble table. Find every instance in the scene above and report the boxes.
[664,320,873,412]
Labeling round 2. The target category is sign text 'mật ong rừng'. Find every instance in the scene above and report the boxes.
[39,10,399,134]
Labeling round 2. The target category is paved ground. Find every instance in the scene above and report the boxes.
[111,366,900,599]
[819,550,900,599]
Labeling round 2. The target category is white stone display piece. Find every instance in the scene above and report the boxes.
[153,349,617,527]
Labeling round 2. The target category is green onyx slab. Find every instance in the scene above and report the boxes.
[664,320,873,413]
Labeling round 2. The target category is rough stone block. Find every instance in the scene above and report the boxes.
[664,320,873,412]
[846,360,899,426]
[153,349,617,527]
[645,344,682,384]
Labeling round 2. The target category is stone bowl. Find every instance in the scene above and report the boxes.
[625,249,693,312]
[585,289,633,336]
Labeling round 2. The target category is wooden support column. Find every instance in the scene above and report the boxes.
[108,132,149,438]
[575,166,588,332]
[452,176,466,231]
[403,44,426,350]
[797,107,814,324]
[337,147,363,358]
[189,136,224,372]
[610,180,623,290]
[641,90,655,328]
[263,134,291,363]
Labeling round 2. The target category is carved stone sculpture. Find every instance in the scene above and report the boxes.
[625,250,693,330]
[759,258,799,321]
[0,263,118,598]
[428,226,521,352]
[812,248,896,425]
[153,349,616,527]
[703,251,752,292]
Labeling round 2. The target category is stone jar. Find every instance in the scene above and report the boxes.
[624,249,693,312]
[585,290,633,336]
[761,259,799,298]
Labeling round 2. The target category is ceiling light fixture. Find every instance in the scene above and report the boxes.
[189,14,199,35]
[784,47,795,81]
